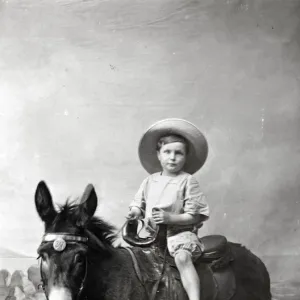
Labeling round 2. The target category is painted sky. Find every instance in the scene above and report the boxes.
[0,0,299,281]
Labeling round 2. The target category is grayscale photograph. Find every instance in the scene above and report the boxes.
[0,1,299,300]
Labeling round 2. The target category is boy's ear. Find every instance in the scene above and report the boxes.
[156,150,161,161]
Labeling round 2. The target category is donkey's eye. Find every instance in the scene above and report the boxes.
[74,253,84,264]
[39,253,48,261]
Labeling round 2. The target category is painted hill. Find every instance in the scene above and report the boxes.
[0,248,31,259]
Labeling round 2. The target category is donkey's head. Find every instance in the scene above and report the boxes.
[35,181,108,300]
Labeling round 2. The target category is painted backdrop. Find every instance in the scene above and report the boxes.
[0,0,299,299]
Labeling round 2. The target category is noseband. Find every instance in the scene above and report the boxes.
[38,233,89,300]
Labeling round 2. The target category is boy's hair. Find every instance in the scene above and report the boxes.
[156,134,189,154]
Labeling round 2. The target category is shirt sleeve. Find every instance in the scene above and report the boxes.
[183,175,210,220]
[129,177,148,217]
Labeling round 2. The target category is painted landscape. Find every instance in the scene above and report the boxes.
[0,248,299,300]
[0,248,44,300]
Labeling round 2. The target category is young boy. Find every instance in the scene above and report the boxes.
[128,118,210,300]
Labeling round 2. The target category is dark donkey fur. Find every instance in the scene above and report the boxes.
[35,181,272,300]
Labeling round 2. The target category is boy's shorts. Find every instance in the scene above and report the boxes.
[167,231,204,261]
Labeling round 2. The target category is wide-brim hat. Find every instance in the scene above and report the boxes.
[138,118,208,174]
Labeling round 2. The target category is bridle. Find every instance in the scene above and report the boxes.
[38,225,166,300]
[38,233,89,300]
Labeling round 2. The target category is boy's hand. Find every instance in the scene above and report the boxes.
[152,208,171,224]
[127,207,142,220]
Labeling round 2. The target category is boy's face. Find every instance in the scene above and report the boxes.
[157,142,187,175]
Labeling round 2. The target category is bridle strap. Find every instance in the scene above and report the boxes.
[39,258,48,300]
[42,233,88,243]
[39,232,89,300]
[77,256,88,300]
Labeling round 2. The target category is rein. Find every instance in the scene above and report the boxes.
[38,232,89,300]
[120,219,168,300]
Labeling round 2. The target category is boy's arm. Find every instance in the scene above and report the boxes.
[167,213,208,225]
[128,178,148,218]
[152,210,207,225]
[183,176,209,220]
[152,175,209,225]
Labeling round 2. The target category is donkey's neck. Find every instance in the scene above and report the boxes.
[86,247,146,300]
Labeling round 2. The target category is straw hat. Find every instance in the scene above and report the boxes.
[138,118,208,174]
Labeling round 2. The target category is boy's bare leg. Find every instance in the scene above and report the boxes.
[174,251,200,300]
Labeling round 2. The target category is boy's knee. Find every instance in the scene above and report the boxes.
[174,251,192,267]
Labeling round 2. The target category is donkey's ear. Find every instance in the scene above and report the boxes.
[76,184,98,227]
[35,181,57,224]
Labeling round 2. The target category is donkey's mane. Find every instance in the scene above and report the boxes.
[87,216,117,245]
[55,199,117,246]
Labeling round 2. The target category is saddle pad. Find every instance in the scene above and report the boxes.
[213,267,236,300]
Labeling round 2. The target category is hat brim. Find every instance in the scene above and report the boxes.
[138,118,208,174]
